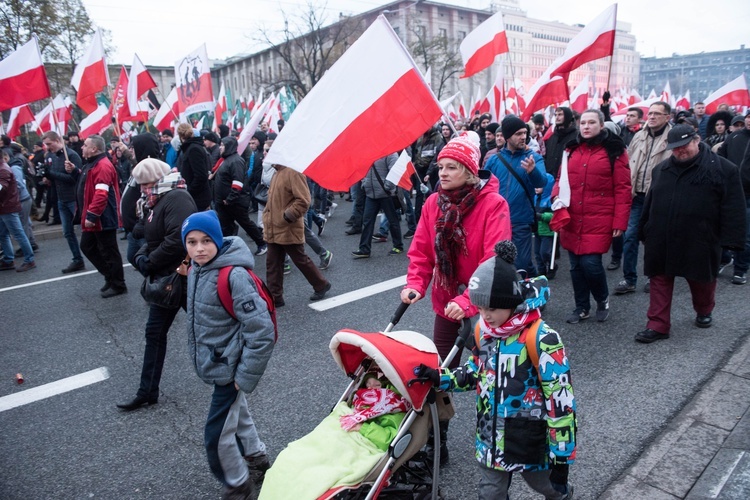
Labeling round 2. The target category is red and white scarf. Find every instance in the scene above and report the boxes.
[480,308,541,340]
[339,388,411,431]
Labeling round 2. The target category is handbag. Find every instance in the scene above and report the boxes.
[139,257,189,309]
[253,183,269,204]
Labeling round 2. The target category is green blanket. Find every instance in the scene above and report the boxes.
[259,402,403,499]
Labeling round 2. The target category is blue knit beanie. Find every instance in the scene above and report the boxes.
[182,210,223,249]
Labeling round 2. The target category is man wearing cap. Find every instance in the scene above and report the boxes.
[614,101,673,295]
[484,115,547,274]
[634,125,746,343]
[718,111,750,285]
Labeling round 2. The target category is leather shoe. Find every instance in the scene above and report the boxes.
[62,260,85,274]
[345,228,361,235]
[116,395,158,411]
[635,328,670,343]
[101,286,127,298]
[695,314,712,328]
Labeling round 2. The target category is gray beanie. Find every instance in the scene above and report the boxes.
[469,241,524,309]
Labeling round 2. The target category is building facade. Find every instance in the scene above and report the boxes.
[640,46,750,103]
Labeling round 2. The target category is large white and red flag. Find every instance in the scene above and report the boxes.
[34,95,68,135]
[127,54,157,116]
[385,150,417,191]
[153,87,180,132]
[569,76,589,113]
[705,74,750,114]
[70,29,109,114]
[110,66,131,126]
[550,4,617,79]
[629,88,642,105]
[660,80,673,107]
[214,82,228,129]
[522,70,569,121]
[459,10,509,79]
[238,97,273,155]
[79,104,112,137]
[174,44,214,116]
[32,102,54,135]
[0,37,51,111]
[263,16,443,191]
[675,90,691,111]
[486,66,506,122]
[6,104,35,138]
[611,97,660,121]
[506,85,525,116]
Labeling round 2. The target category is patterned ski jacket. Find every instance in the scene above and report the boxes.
[438,278,577,472]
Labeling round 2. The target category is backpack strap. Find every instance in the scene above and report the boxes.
[217,266,236,319]
[523,318,544,384]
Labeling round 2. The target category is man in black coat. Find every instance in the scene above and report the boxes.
[544,106,578,180]
[635,125,746,343]
[213,136,266,255]
[176,123,212,211]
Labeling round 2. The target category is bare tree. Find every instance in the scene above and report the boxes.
[408,21,463,99]
[253,1,365,99]
[0,0,60,60]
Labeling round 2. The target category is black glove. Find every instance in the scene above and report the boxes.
[414,363,440,387]
[135,255,150,277]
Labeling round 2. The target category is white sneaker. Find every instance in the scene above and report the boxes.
[327,203,338,217]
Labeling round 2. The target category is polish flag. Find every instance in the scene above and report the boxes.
[660,81,673,107]
[440,91,461,112]
[70,29,109,114]
[214,82,227,130]
[6,104,35,138]
[705,74,750,114]
[550,4,617,79]
[611,97,660,120]
[34,96,67,135]
[459,10,509,79]
[486,67,506,122]
[54,95,73,124]
[424,67,432,87]
[522,70,569,121]
[127,54,157,116]
[246,93,254,114]
[251,89,264,117]
[385,150,417,191]
[458,95,467,119]
[33,103,54,135]
[79,104,112,137]
[263,16,442,191]
[569,76,589,113]
[647,88,657,100]
[153,87,180,132]
[506,85,525,116]
[0,36,51,111]
[263,93,280,131]
[110,66,133,126]
[675,90,691,111]
[629,88,642,105]
[174,44,214,116]
[238,97,273,155]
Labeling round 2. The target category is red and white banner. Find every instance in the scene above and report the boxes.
[550,4,617,79]
[79,104,112,137]
[238,97,272,155]
[263,16,443,191]
[214,82,227,130]
[660,80,672,107]
[174,44,214,116]
[153,87,180,132]
[705,74,750,114]
[611,97,660,121]
[385,150,417,191]
[110,66,131,126]
[522,71,569,121]
[506,85,525,116]
[6,104,35,138]
[127,53,157,116]
[486,66,506,122]
[0,36,51,111]
[675,90,691,111]
[569,76,589,113]
[459,10,509,79]
[70,29,109,114]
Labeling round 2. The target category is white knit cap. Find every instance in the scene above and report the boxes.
[132,158,171,184]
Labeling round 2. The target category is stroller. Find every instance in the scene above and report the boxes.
[259,300,471,500]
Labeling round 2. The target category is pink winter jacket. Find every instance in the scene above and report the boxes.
[406,174,511,320]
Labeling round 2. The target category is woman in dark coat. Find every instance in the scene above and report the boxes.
[116,158,197,411]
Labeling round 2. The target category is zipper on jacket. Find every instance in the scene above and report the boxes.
[190,269,200,373]
[490,343,501,465]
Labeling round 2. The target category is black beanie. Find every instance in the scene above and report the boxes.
[501,115,526,140]
[486,122,500,135]
[469,241,524,309]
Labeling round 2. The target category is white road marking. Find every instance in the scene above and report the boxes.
[0,367,110,412]
[0,264,132,294]
[309,275,407,311]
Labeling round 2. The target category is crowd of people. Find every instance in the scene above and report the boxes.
[1,97,748,499]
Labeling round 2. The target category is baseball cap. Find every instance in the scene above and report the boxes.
[666,124,697,150]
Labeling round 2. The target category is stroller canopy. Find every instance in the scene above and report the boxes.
[330,329,440,411]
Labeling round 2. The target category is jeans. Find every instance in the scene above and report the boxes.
[303,217,326,257]
[58,200,82,263]
[349,182,365,228]
[205,384,265,487]
[126,232,146,267]
[137,303,182,400]
[534,234,554,275]
[379,188,416,235]
[19,198,36,246]
[512,223,535,276]
[622,193,645,285]
[0,212,33,263]
[733,199,750,275]
[568,252,609,312]
[358,197,403,254]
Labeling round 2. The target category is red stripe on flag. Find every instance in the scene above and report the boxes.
[461,32,509,79]
[303,70,442,191]
[0,65,51,110]
[551,31,615,78]
[397,162,415,191]
[77,60,108,99]
[706,89,750,114]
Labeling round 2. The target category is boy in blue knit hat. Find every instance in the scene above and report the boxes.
[182,210,275,499]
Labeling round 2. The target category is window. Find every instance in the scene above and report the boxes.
[458,30,466,39]
[439,28,447,37]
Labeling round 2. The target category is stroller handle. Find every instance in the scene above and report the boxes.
[383,292,416,333]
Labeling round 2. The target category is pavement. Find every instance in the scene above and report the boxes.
[5,203,750,499]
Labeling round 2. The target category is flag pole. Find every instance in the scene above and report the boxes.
[49,97,70,162]
[605,4,618,92]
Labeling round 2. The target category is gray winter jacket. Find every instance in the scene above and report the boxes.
[186,236,275,393]
[361,153,398,199]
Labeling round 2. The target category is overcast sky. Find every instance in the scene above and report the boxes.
[83,0,750,66]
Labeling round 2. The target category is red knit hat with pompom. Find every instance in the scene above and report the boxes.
[436,132,480,175]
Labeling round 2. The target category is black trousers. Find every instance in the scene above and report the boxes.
[216,202,264,247]
[80,229,126,289]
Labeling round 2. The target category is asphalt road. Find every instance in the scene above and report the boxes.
[1,208,748,500]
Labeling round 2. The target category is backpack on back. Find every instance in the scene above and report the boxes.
[217,266,278,342]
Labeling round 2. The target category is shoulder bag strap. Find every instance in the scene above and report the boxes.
[496,152,538,224]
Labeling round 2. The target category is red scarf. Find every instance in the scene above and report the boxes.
[480,308,541,340]
[434,183,480,293]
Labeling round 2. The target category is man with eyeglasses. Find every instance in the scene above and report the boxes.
[614,102,673,295]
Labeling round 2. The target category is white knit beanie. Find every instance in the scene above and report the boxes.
[132,158,171,184]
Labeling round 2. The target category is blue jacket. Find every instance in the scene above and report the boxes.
[484,147,547,225]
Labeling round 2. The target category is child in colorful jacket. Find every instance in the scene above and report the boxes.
[416,240,576,499]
